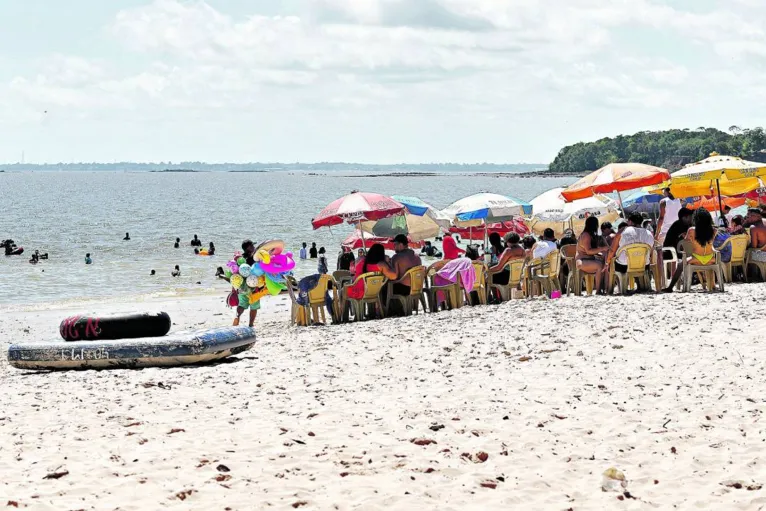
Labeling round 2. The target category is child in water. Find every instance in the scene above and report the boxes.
[85,253,92,265]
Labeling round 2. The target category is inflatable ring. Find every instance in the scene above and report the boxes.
[260,253,295,274]
[199,250,209,256]
[255,249,271,264]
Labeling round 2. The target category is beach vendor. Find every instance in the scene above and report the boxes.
[234,240,259,327]
[219,239,296,327]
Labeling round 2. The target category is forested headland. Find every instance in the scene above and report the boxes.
[549,127,766,173]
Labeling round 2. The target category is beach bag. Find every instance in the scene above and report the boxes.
[226,288,239,308]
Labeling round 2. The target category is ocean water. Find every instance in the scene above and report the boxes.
[0,170,575,305]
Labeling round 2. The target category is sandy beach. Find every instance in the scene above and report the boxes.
[2,285,766,510]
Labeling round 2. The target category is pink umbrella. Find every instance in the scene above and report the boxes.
[312,191,405,229]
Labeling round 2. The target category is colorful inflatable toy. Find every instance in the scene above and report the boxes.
[225,240,295,305]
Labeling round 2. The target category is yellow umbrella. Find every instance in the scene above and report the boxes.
[668,153,766,224]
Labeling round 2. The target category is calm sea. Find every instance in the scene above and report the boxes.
[0,170,575,305]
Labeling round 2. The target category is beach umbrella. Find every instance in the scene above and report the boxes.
[528,187,619,237]
[561,163,671,213]
[341,231,423,252]
[360,195,451,241]
[622,187,664,216]
[442,192,532,247]
[312,191,405,249]
[686,195,748,211]
[448,219,530,241]
[668,154,766,225]
[442,193,532,226]
[738,186,766,204]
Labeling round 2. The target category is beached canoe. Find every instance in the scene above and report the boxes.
[7,326,256,371]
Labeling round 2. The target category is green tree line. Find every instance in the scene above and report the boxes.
[549,127,766,173]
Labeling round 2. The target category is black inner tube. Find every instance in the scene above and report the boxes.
[60,312,172,342]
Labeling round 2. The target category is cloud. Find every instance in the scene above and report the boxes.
[3,0,766,161]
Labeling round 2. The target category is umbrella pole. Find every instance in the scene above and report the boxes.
[616,190,626,218]
[716,179,727,228]
[358,220,367,251]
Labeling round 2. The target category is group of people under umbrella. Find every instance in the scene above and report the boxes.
[293,153,766,324]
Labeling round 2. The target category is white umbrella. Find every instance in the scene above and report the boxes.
[528,187,619,237]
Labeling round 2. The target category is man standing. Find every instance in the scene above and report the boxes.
[655,188,682,244]
[309,242,318,259]
[299,242,308,260]
[191,234,202,247]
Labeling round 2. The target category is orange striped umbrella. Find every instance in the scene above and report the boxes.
[561,163,670,202]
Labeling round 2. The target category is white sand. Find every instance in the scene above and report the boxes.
[2,284,766,510]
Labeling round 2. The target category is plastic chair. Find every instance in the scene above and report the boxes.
[607,243,651,295]
[661,247,682,291]
[560,245,580,296]
[746,247,766,280]
[285,275,309,326]
[464,261,488,305]
[307,274,334,325]
[333,270,353,288]
[679,240,725,292]
[387,266,428,316]
[718,234,750,283]
[425,261,461,312]
[343,272,387,321]
[488,259,525,302]
[529,250,562,298]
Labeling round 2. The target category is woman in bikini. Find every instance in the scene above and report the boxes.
[663,208,717,292]
[576,216,610,294]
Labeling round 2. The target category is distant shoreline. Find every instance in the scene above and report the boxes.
[0,162,553,173]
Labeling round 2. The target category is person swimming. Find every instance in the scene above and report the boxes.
[191,235,202,247]
[194,248,200,255]
[85,253,92,265]
[123,232,130,241]
[171,265,181,277]
[174,237,180,249]
[208,242,216,256]
[150,269,156,276]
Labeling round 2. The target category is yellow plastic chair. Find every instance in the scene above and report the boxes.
[307,274,334,325]
[488,259,525,302]
[425,261,461,312]
[464,261,487,305]
[343,272,387,321]
[530,250,562,298]
[285,275,309,326]
[718,234,750,283]
[679,240,725,292]
[387,266,428,316]
[607,243,651,295]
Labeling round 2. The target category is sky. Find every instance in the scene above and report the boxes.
[1,0,765,164]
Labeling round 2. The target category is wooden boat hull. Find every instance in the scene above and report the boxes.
[8,327,256,370]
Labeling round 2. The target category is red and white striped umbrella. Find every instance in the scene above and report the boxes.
[312,191,405,229]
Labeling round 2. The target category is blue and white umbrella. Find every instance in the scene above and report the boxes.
[442,193,532,227]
